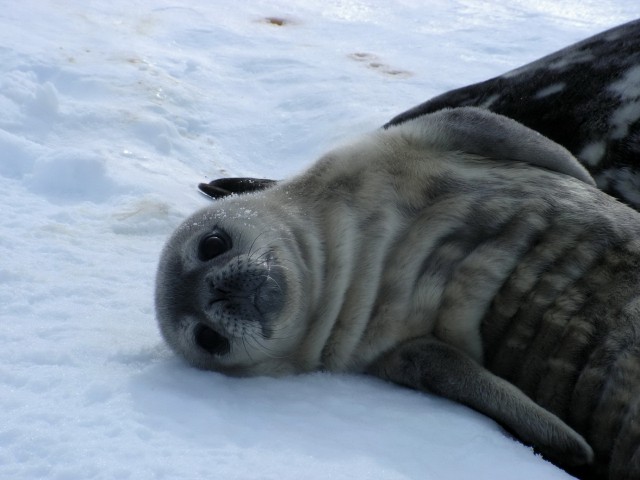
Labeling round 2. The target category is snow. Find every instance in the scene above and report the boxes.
[1,1,638,479]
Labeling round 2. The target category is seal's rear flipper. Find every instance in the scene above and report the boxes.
[368,336,594,470]
[198,177,277,199]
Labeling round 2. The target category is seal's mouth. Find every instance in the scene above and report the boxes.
[194,323,230,356]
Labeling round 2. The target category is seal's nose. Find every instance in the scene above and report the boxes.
[208,286,230,306]
[207,260,266,306]
[199,253,285,340]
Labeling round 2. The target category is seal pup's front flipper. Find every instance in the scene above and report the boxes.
[397,107,595,186]
[198,177,278,199]
[368,336,594,469]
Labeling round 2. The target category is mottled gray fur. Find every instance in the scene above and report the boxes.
[156,107,640,479]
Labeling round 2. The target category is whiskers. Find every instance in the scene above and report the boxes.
[217,228,306,363]
[233,322,295,360]
[241,334,254,363]
[244,231,302,298]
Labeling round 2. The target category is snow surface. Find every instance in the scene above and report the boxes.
[1,1,639,479]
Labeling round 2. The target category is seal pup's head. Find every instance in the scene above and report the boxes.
[155,193,316,376]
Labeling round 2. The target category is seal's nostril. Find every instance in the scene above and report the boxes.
[194,323,231,356]
[208,287,229,306]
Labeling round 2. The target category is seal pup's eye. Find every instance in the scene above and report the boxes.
[198,231,232,261]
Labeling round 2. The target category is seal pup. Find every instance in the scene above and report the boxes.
[200,19,640,208]
[157,107,640,479]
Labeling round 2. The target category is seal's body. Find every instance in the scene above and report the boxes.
[157,108,640,479]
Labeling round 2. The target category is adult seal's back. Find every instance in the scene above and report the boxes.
[156,108,640,479]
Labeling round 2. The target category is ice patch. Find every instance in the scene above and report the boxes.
[111,196,178,235]
[130,115,181,154]
[30,81,60,118]
[0,70,39,104]
[320,1,375,22]
[27,150,119,202]
[0,268,21,282]
[1,71,60,123]
[0,128,44,179]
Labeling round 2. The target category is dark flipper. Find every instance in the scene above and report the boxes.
[368,336,594,470]
[198,177,277,199]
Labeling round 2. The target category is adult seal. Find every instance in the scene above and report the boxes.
[156,107,640,479]
[199,19,640,208]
